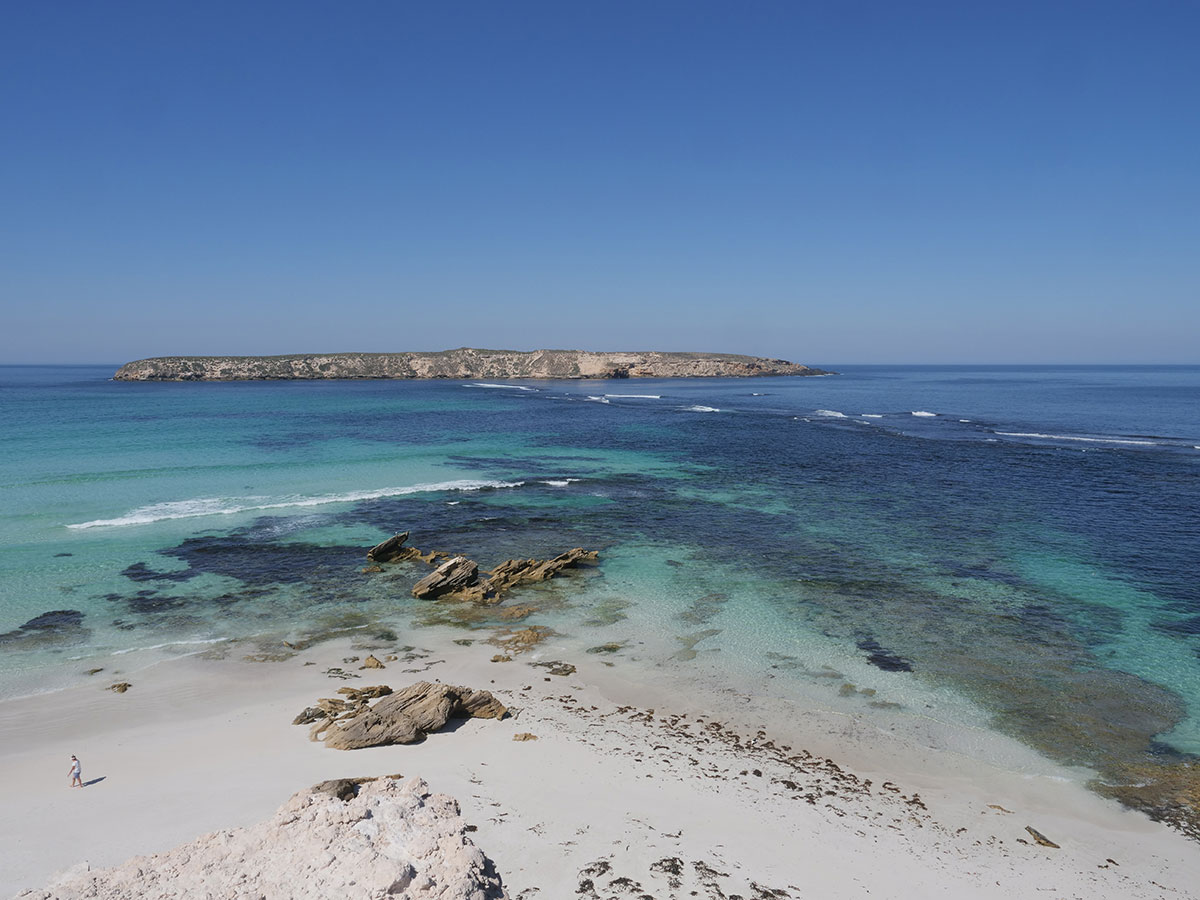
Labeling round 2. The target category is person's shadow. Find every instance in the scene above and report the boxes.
[82,777,106,787]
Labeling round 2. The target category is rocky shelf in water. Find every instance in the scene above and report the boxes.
[112,348,833,381]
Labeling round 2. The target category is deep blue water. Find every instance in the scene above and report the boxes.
[2,364,1199,813]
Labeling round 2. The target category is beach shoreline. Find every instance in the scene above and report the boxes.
[3,625,1197,899]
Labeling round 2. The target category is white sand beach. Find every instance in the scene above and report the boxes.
[2,629,1198,898]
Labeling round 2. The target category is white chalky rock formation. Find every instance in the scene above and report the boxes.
[20,776,506,900]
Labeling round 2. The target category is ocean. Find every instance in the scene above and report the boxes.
[2,364,1199,829]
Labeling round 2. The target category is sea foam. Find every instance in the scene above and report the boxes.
[111,638,229,655]
[911,411,937,417]
[67,479,526,529]
[682,405,721,413]
[994,432,1158,447]
[464,383,538,391]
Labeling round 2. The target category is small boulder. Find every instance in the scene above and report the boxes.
[367,532,411,563]
[293,706,327,725]
[310,777,374,801]
[1025,826,1060,848]
[533,660,576,677]
[586,642,624,654]
[457,688,508,719]
[361,654,385,669]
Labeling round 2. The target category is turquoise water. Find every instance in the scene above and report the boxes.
[2,364,1200,821]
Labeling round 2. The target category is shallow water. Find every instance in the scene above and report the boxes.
[2,364,1199,827]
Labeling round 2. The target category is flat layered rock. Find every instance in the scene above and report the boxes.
[412,557,480,599]
[410,547,598,605]
[486,549,597,595]
[309,681,508,750]
[368,532,412,562]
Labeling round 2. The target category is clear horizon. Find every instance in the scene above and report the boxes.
[3,2,1198,366]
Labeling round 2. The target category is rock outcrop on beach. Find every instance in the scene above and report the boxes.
[20,775,506,900]
[407,547,598,605]
[112,349,832,381]
[301,681,508,750]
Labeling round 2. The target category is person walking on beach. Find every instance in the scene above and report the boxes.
[69,754,82,788]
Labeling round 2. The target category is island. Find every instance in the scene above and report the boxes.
[112,349,833,381]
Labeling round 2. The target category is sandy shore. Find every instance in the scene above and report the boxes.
[2,629,1198,899]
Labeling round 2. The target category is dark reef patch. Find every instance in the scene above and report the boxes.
[158,534,364,586]
[0,609,89,648]
[1154,615,1200,637]
[125,592,188,615]
[15,609,84,630]
[856,637,914,673]
[122,561,194,583]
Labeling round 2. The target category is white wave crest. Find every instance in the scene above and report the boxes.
[67,479,526,529]
[464,383,537,391]
[815,409,847,418]
[541,478,581,487]
[994,432,1157,447]
[860,414,884,419]
[585,395,611,404]
[604,394,661,399]
[911,411,937,417]
[682,405,721,413]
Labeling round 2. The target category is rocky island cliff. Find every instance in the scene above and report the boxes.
[112,349,832,381]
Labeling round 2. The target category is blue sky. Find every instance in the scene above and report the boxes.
[2,2,1197,364]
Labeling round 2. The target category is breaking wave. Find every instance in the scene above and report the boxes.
[994,432,1158,447]
[911,411,937,417]
[464,383,538,391]
[682,405,721,413]
[67,479,526,529]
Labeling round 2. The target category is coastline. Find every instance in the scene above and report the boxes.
[110,349,831,381]
[4,626,1197,898]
